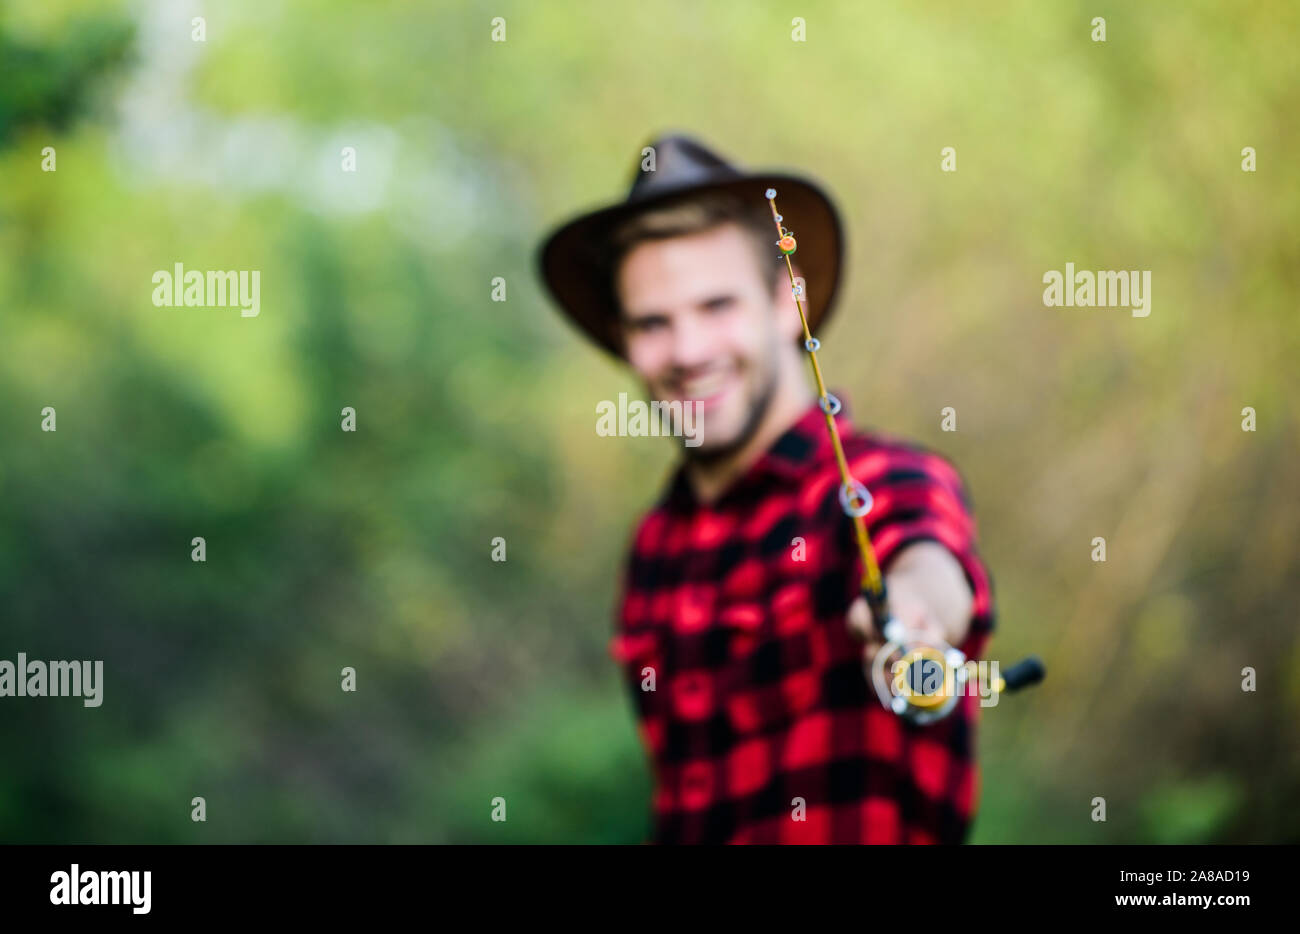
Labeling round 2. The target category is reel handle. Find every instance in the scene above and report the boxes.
[998,656,1046,692]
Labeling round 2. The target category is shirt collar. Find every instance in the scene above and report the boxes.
[660,391,855,512]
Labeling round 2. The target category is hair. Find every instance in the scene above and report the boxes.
[606,191,779,318]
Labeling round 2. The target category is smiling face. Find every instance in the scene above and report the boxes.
[614,221,805,457]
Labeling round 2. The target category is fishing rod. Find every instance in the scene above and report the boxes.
[763,188,1045,725]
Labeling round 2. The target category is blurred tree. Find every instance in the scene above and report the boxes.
[0,17,134,145]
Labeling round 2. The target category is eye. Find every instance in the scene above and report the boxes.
[702,296,734,312]
[628,316,666,334]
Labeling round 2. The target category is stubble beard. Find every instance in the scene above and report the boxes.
[681,353,781,466]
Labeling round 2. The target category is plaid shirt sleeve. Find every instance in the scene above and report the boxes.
[847,440,996,661]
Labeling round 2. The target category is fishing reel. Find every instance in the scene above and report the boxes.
[862,587,1046,726]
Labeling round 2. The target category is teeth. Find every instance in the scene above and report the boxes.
[682,375,727,398]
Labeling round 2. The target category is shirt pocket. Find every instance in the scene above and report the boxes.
[717,580,828,736]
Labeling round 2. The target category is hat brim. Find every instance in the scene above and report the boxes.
[538,173,844,359]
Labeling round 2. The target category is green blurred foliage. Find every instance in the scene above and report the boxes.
[0,0,1297,843]
[0,14,134,147]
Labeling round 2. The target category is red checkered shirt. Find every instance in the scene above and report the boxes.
[611,395,996,844]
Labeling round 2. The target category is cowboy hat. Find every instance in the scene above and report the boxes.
[537,133,845,358]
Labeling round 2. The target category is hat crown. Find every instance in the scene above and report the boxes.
[627,134,743,202]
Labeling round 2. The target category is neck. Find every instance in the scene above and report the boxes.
[684,356,815,505]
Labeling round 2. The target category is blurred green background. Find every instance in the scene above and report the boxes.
[1,0,1297,843]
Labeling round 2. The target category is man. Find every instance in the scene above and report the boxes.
[537,135,995,844]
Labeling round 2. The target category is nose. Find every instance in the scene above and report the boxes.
[669,313,713,371]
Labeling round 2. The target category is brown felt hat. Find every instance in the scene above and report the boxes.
[537,133,845,359]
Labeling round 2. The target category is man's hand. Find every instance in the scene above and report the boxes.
[845,541,974,666]
[846,589,948,666]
